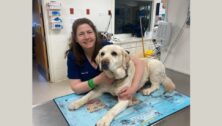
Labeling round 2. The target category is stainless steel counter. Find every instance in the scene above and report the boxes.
[33,101,68,126]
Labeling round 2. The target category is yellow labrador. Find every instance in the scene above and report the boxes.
[68,45,175,126]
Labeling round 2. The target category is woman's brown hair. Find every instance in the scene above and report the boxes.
[65,18,102,67]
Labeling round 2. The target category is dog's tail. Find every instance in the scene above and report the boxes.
[162,76,176,92]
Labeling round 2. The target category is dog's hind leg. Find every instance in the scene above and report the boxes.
[96,100,129,126]
[142,73,161,95]
[68,90,103,111]
[142,82,160,95]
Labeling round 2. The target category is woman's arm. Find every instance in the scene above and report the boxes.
[69,72,114,94]
[118,56,146,99]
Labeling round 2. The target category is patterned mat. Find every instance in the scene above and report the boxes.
[54,85,190,126]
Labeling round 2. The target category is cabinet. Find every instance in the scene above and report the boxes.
[113,38,154,55]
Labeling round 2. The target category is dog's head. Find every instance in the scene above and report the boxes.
[96,45,130,79]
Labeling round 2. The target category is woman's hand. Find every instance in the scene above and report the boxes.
[117,56,145,100]
[118,86,137,100]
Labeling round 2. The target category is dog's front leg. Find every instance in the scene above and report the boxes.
[68,90,102,111]
[96,100,129,126]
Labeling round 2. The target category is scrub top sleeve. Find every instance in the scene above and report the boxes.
[67,52,81,79]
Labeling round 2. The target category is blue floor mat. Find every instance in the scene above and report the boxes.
[54,85,190,126]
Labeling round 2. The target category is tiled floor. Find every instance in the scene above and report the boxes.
[32,62,73,106]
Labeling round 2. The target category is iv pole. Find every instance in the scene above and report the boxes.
[139,16,145,57]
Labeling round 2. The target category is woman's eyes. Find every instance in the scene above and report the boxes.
[78,31,93,36]
[87,31,93,34]
[79,33,84,36]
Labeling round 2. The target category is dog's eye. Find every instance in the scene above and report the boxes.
[111,51,117,56]
[101,52,105,56]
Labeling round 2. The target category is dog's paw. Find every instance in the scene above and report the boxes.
[142,89,152,96]
[68,101,82,111]
[96,116,112,126]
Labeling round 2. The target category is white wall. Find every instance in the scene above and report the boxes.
[41,0,190,82]
[41,0,113,82]
[160,0,190,74]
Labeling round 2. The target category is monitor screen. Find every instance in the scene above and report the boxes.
[115,0,152,37]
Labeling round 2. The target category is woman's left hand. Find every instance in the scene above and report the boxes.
[118,86,136,100]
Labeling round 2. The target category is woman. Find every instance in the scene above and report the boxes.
[65,18,145,100]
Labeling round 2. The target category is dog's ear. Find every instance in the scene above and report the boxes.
[122,50,130,69]
[95,53,102,70]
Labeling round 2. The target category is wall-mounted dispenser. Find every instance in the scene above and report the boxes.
[47,1,61,9]
[47,1,63,30]
[48,10,61,16]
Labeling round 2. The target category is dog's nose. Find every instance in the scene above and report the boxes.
[101,59,109,70]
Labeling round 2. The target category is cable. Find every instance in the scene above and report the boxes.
[105,11,112,33]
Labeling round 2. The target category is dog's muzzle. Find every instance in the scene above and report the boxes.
[101,59,109,70]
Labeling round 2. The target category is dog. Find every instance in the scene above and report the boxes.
[68,44,176,126]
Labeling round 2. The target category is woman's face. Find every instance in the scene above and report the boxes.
[76,23,96,50]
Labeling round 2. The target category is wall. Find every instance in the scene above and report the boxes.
[41,0,113,82]
[160,0,190,74]
[41,0,190,82]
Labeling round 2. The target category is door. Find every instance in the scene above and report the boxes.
[33,0,50,81]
